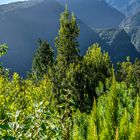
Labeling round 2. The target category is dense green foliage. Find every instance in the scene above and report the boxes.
[0,44,8,76]
[0,8,140,140]
[32,40,54,78]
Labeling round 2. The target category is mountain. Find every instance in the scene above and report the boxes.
[124,27,140,52]
[119,9,140,53]
[101,0,140,59]
[105,0,140,16]
[96,28,140,62]
[0,0,138,77]
[56,0,125,28]
[120,11,140,28]
[0,0,110,76]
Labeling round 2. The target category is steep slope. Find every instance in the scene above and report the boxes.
[0,0,109,76]
[125,27,140,52]
[119,9,140,53]
[96,28,140,62]
[106,0,140,16]
[56,0,125,28]
[120,11,140,28]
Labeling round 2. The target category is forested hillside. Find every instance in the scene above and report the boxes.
[0,8,140,140]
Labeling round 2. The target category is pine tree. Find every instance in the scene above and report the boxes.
[52,7,80,140]
[87,98,98,140]
[118,109,129,140]
[109,70,119,129]
[98,72,118,139]
[55,6,80,68]
[130,95,140,140]
[134,95,140,139]
[53,6,80,99]
[32,40,54,78]
[73,123,79,140]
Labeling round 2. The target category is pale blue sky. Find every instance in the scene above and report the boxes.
[0,0,26,5]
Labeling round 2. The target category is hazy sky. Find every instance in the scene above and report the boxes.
[0,0,26,5]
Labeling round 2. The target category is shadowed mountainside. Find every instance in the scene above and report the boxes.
[96,28,140,62]
[56,0,125,28]
[0,0,110,76]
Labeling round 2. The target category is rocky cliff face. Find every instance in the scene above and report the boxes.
[96,28,140,62]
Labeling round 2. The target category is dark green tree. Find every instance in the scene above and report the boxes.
[65,44,111,112]
[83,44,111,99]
[116,58,140,93]
[32,40,54,78]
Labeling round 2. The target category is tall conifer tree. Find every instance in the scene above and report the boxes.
[52,7,80,140]
[32,40,54,78]
[53,6,80,103]
[55,6,80,68]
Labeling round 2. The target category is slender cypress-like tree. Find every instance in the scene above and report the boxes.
[87,98,98,140]
[130,95,140,140]
[118,109,129,140]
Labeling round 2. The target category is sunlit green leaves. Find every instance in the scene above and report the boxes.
[0,44,8,57]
